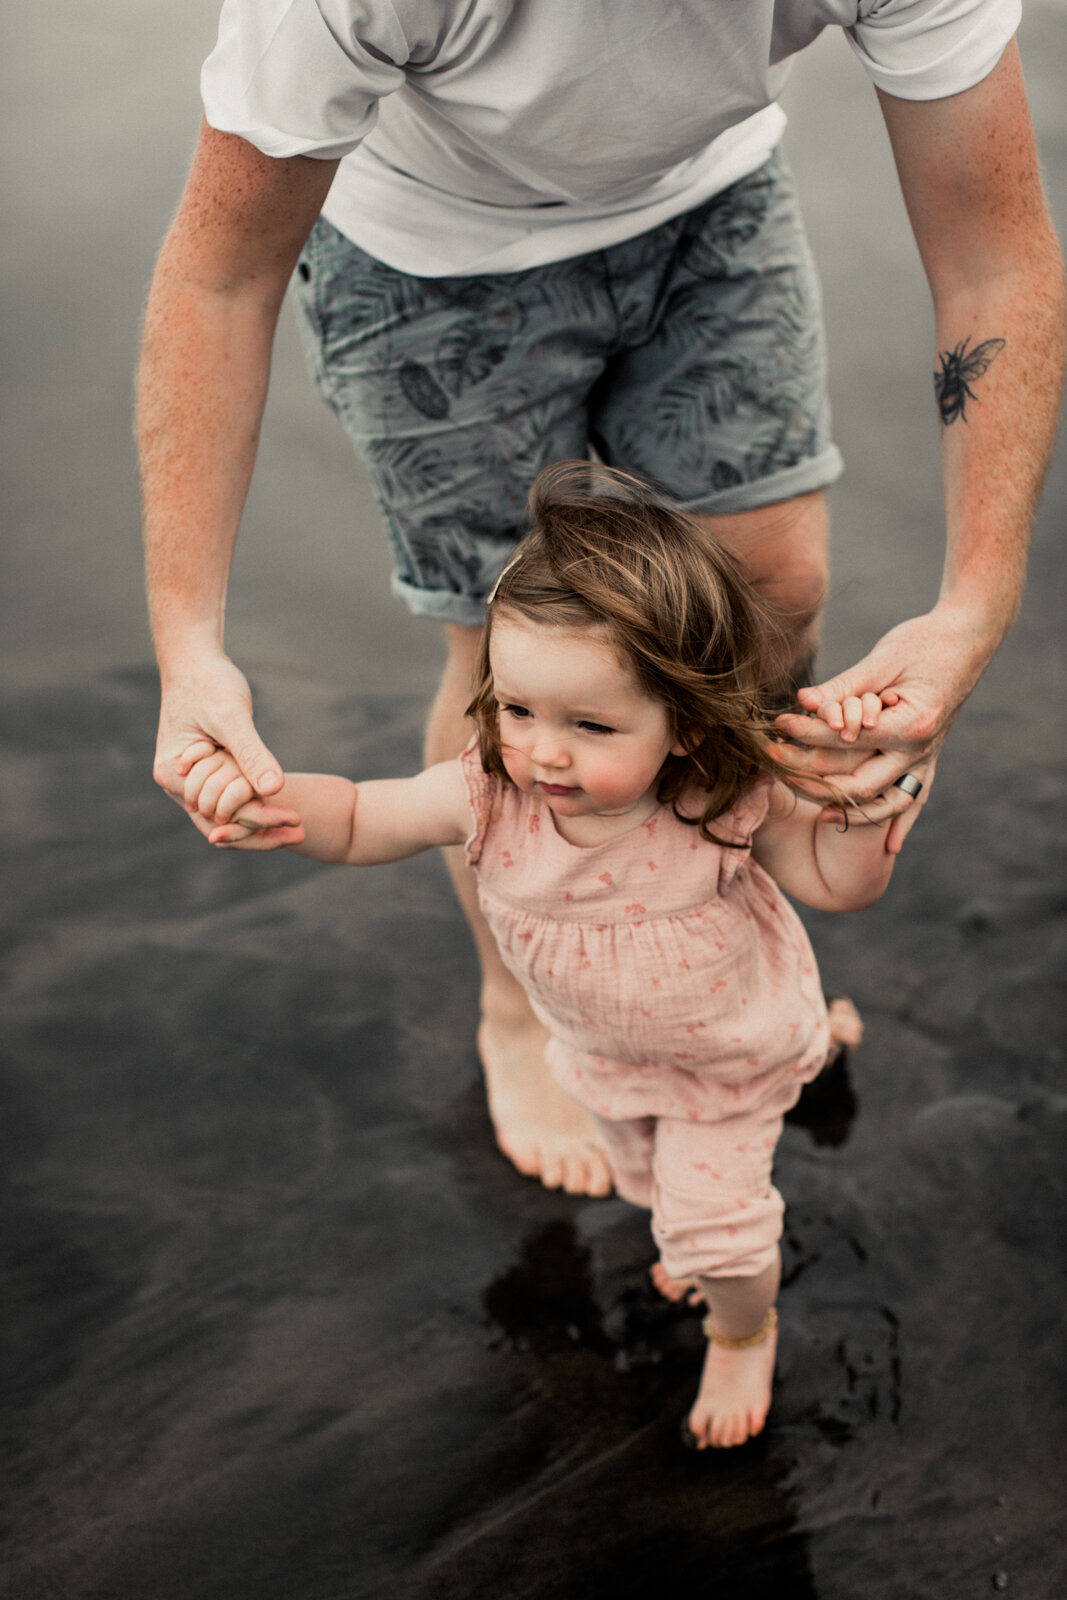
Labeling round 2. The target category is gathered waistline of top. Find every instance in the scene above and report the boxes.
[479,882,744,928]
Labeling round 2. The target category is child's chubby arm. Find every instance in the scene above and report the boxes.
[750,768,919,913]
[178,740,471,863]
[755,674,916,908]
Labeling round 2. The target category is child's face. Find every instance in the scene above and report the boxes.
[489,615,684,832]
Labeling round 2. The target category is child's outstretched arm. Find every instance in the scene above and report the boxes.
[179,742,470,864]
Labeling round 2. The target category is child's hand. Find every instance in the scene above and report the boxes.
[205,800,306,851]
[178,738,256,822]
[178,739,304,849]
[812,689,900,744]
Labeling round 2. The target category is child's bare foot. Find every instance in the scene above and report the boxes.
[477,1015,613,1196]
[825,995,863,1060]
[686,1320,778,1450]
[653,1267,777,1446]
[649,1262,703,1305]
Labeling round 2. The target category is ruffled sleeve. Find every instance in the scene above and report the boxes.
[715,774,773,890]
[459,736,502,869]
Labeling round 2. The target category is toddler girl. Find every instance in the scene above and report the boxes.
[180,463,911,1450]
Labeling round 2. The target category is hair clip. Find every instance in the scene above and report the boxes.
[485,554,522,608]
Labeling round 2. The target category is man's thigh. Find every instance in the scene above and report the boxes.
[292,221,617,627]
[591,149,842,520]
[695,490,830,641]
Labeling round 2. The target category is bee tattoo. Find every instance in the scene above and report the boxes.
[933,336,1005,426]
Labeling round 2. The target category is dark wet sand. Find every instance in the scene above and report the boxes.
[3,6,1066,1597]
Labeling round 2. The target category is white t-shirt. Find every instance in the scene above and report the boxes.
[201,0,1020,276]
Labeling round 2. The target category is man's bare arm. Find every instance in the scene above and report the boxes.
[778,41,1065,847]
[881,41,1064,629]
[138,120,338,804]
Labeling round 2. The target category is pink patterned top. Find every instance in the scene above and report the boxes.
[461,740,829,1125]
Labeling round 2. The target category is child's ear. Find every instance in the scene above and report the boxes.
[670,724,697,758]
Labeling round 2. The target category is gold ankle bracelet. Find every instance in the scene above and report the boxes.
[702,1305,778,1348]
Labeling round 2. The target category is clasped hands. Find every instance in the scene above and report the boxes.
[177,738,305,848]
[772,605,996,854]
[160,607,989,856]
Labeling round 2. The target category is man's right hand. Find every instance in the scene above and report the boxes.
[154,651,283,823]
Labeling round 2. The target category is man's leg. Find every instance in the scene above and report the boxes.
[291,223,625,1196]
[693,487,830,688]
[589,151,840,692]
[425,623,614,1197]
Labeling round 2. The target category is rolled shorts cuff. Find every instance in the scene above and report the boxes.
[391,574,491,628]
[675,444,844,518]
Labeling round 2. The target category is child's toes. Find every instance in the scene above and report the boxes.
[650,1262,677,1298]
[715,1411,746,1449]
[649,1261,670,1294]
[686,1405,712,1450]
[827,994,864,1049]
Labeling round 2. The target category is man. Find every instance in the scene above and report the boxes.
[139,0,1064,1197]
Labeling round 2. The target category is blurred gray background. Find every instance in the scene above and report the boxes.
[2,6,1065,1598]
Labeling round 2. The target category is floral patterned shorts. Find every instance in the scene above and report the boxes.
[293,147,842,626]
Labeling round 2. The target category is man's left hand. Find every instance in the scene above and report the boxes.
[773,604,997,852]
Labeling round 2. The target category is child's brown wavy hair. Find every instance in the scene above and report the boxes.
[467,461,809,845]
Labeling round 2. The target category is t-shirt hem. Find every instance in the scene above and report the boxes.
[319,108,787,276]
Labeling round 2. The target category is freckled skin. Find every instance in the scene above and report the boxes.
[139,124,338,664]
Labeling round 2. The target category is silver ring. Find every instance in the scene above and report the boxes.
[893,773,923,799]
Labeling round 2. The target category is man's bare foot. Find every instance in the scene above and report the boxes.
[477,1016,613,1196]
[686,1324,778,1449]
